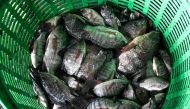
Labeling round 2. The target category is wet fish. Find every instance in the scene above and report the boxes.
[87,98,120,109]
[122,84,136,101]
[118,99,141,109]
[63,40,86,76]
[121,19,147,39]
[81,8,105,26]
[31,32,47,69]
[29,67,51,108]
[64,14,86,40]
[118,31,160,75]
[96,59,116,81]
[139,77,169,91]
[43,26,69,73]
[142,98,157,109]
[65,14,128,48]
[101,5,121,30]
[76,46,106,79]
[153,56,169,79]
[159,50,172,73]
[93,79,128,97]
[84,25,128,48]
[40,73,75,104]
[118,48,145,75]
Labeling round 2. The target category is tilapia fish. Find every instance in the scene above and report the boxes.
[139,77,169,91]
[121,19,147,39]
[76,46,106,79]
[93,79,128,97]
[31,32,47,69]
[43,26,68,73]
[81,8,105,26]
[64,14,86,40]
[118,31,160,76]
[84,25,128,49]
[87,98,120,109]
[40,73,75,104]
[101,5,121,30]
[30,68,50,108]
[64,14,128,49]
[63,40,86,76]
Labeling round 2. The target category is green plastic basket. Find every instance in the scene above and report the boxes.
[0,0,190,108]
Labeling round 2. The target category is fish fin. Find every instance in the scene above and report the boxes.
[71,96,88,109]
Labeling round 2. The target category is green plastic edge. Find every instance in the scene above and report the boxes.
[142,0,151,15]
[153,0,169,27]
[163,3,185,39]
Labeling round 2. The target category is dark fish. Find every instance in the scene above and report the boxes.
[43,26,68,73]
[135,87,150,104]
[31,32,47,69]
[142,98,157,109]
[93,79,128,97]
[65,14,128,48]
[84,25,128,48]
[81,8,105,26]
[64,14,86,40]
[139,77,169,91]
[100,5,121,30]
[118,32,160,76]
[29,67,51,109]
[40,73,75,104]
[121,19,147,39]
[87,98,120,109]
[159,50,172,73]
[153,56,169,79]
[122,84,136,101]
[63,40,86,76]
[118,99,141,109]
[96,59,116,81]
[76,46,106,79]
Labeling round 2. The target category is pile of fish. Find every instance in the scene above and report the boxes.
[29,4,172,109]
